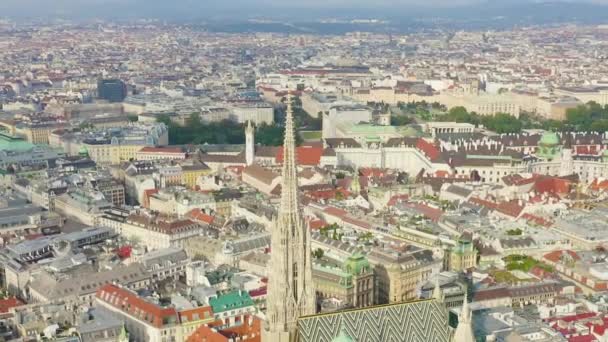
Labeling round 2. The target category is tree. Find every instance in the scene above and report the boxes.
[127,114,139,122]
[447,106,471,122]
[313,248,324,259]
[481,113,522,134]
[391,115,413,126]
[156,114,172,126]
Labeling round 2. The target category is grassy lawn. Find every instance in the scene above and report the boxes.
[300,130,322,140]
[492,270,523,284]
[504,255,553,272]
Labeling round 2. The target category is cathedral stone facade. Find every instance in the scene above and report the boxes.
[263,96,316,341]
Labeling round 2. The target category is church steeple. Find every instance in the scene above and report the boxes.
[245,120,255,166]
[453,292,475,342]
[263,92,315,342]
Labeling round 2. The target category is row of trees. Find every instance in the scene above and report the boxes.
[397,100,447,113]
[437,102,608,134]
[396,101,445,121]
[437,107,523,133]
[157,113,298,146]
[563,102,608,132]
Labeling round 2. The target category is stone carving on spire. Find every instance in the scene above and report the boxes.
[263,92,315,342]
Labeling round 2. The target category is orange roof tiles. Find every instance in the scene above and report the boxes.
[0,297,24,313]
[544,250,581,264]
[186,315,261,342]
[97,284,178,328]
[496,200,525,218]
[416,138,441,161]
[533,175,573,194]
[187,209,215,225]
[590,178,608,192]
[323,206,348,218]
[276,146,323,166]
[308,219,327,230]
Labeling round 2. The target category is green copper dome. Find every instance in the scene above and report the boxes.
[539,132,559,146]
[332,329,355,342]
[343,252,370,276]
[537,132,561,160]
[78,145,89,157]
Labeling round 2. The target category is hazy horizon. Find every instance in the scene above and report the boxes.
[1,0,608,20]
[1,0,608,33]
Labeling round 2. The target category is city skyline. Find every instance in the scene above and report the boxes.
[2,4,608,342]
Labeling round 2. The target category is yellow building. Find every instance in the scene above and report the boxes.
[445,239,478,272]
[313,253,375,310]
[182,164,211,189]
[85,142,145,165]
[371,249,437,304]
[22,125,55,144]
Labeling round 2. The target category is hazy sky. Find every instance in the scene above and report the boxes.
[1,0,607,19]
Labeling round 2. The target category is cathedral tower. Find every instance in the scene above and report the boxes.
[263,94,315,342]
[246,120,255,166]
[453,292,475,342]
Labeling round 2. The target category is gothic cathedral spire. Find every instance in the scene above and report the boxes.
[245,120,255,166]
[263,93,315,342]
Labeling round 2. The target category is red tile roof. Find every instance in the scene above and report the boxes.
[127,213,199,234]
[323,206,348,218]
[551,312,597,323]
[469,197,498,210]
[96,284,178,328]
[342,216,372,229]
[187,209,215,225]
[387,194,409,207]
[521,213,553,227]
[305,189,338,201]
[276,146,323,166]
[590,178,608,192]
[401,202,444,221]
[416,138,441,161]
[435,170,449,178]
[544,250,581,264]
[186,315,261,342]
[496,200,525,218]
[473,287,510,302]
[0,297,24,313]
[248,287,267,297]
[534,175,573,194]
[308,219,328,230]
[359,168,387,178]
[143,189,159,208]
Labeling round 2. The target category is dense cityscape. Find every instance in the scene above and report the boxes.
[2,6,608,342]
